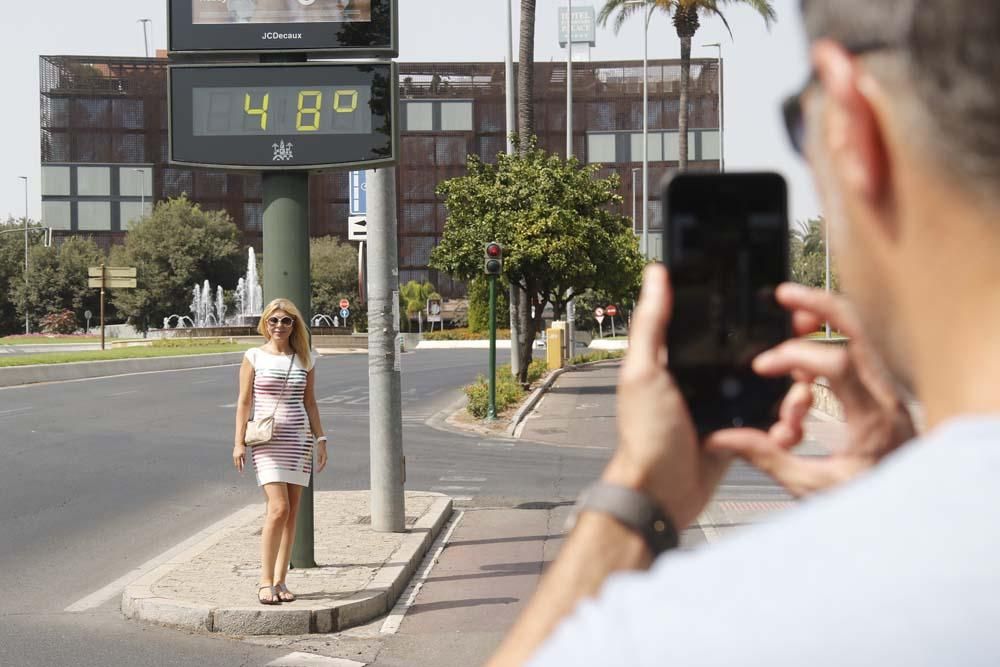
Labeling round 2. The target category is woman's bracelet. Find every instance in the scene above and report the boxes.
[316,435,328,444]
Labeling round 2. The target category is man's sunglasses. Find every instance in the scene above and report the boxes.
[782,41,895,156]
[267,316,294,327]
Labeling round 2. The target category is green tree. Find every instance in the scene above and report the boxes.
[598,0,776,170]
[0,217,46,335]
[310,235,359,320]
[398,280,439,332]
[431,140,646,383]
[467,276,510,335]
[790,217,838,291]
[109,196,243,332]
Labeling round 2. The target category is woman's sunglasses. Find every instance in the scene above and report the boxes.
[267,316,294,327]
[782,41,894,157]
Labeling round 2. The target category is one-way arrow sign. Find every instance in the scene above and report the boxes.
[349,216,367,241]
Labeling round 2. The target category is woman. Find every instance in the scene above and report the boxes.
[233,298,328,605]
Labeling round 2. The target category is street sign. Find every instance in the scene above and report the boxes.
[595,315,605,325]
[89,267,137,278]
[558,5,597,47]
[426,299,442,324]
[89,278,138,289]
[594,307,605,318]
[340,298,351,309]
[340,308,350,320]
[167,0,398,57]
[348,216,367,241]
[350,171,367,215]
[168,62,399,171]
[84,310,92,320]
[606,304,618,317]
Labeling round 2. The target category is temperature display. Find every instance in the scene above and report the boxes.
[193,86,373,136]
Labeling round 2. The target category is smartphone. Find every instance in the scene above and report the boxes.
[663,172,792,436]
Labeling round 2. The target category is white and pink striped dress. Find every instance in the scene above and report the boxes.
[245,347,314,487]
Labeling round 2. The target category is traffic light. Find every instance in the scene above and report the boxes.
[484,242,503,276]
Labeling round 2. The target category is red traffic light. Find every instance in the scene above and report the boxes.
[485,242,502,258]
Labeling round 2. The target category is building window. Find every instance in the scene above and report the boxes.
[587,134,616,163]
[77,166,111,196]
[244,203,263,232]
[42,201,71,230]
[440,102,473,132]
[78,201,111,231]
[698,130,721,160]
[120,201,152,230]
[163,168,193,198]
[114,134,146,163]
[405,102,434,131]
[120,168,153,197]
[42,166,71,196]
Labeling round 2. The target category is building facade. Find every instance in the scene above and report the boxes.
[40,55,720,297]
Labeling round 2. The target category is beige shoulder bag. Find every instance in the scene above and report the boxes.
[244,354,295,447]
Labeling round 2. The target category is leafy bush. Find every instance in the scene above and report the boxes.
[569,350,625,365]
[526,358,547,383]
[424,327,511,341]
[464,361,552,419]
[153,337,238,348]
[39,310,78,335]
[467,276,510,334]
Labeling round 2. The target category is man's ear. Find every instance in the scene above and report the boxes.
[811,40,892,208]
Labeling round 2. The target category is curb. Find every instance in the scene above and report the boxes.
[507,358,623,437]
[121,494,453,636]
[0,351,247,388]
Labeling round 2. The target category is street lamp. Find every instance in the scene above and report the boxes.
[625,0,651,257]
[138,19,152,58]
[18,176,29,334]
[135,168,146,222]
[703,42,725,172]
[631,167,640,235]
[566,0,574,159]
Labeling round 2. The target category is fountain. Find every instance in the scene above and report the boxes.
[216,285,226,327]
[311,314,337,327]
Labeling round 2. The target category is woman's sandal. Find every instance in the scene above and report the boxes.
[275,583,296,602]
[258,585,280,605]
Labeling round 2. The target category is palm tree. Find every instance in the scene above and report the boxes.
[598,0,776,170]
[517,0,537,147]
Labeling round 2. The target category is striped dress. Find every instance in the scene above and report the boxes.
[245,347,314,487]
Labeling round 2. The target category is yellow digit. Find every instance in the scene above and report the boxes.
[296,90,323,131]
[244,92,269,130]
[333,89,359,113]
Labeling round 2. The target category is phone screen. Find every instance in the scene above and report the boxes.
[664,172,791,436]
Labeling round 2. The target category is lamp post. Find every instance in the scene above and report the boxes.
[703,42,724,172]
[631,167,640,235]
[135,168,146,222]
[625,0,651,257]
[18,176,29,334]
[566,0,573,159]
[504,0,522,378]
[138,19,151,58]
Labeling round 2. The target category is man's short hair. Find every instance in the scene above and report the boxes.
[801,0,1000,197]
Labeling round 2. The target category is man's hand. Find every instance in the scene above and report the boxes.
[706,284,916,497]
[604,264,731,528]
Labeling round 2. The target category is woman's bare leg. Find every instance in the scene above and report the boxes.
[274,483,303,597]
[260,483,290,600]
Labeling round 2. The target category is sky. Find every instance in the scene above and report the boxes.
[0,0,819,224]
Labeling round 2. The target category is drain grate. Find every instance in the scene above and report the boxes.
[356,515,420,526]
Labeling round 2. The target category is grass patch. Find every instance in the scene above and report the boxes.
[423,327,512,341]
[0,343,253,368]
[569,350,625,366]
[464,359,547,419]
[0,335,105,345]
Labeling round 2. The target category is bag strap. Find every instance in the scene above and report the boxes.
[266,354,296,420]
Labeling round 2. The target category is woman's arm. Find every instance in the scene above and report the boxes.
[303,367,328,473]
[232,357,254,473]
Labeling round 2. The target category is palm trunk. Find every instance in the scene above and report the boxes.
[673,7,699,172]
[517,0,536,148]
[518,285,537,385]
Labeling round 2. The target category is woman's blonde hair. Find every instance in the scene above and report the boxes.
[258,298,312,369]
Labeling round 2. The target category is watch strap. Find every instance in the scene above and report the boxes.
[576,482,679,556]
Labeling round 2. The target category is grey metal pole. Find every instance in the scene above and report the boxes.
[262,171,316,568]
[566,0,573,159]
[718,50,725,173]
[825,219,831,338]
[642,6,649,258]
[505,0,522,378]
[138,19,151,58]
[367,168,405,533]
[136,169,145,221]
[19,176,28,334]
[631,168,639,235]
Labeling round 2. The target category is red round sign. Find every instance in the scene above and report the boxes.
[339,298,350,309]
[606,305,618,317]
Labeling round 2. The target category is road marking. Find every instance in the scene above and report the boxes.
[0,406,32,416]
[108,390,137,397]
[0,362,243,392]
[219,402,237,408]
[267,653,365,667]
[439,476,487,483]
[191,379,218,385]
[477,440,515,448]
[431,486,481,493]
[380,510,465,635]
[64,504,262,612]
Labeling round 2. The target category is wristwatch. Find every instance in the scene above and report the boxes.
[572,482,679,556]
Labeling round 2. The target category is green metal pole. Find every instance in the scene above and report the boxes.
[262,170,316,569]
[488,274,497,420]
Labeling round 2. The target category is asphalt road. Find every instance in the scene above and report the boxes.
[0,349,617,667]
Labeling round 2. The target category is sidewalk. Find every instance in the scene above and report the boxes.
[122,491,452,636]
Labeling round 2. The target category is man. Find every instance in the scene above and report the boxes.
[489,0,1000,664]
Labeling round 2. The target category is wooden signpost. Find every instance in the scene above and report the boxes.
[88,265,137,350]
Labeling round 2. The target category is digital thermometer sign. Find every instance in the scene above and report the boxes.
[169,62,397,170]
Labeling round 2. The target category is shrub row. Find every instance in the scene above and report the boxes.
[464,359,547,419]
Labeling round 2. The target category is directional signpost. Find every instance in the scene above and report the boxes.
[88,266,137,350]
